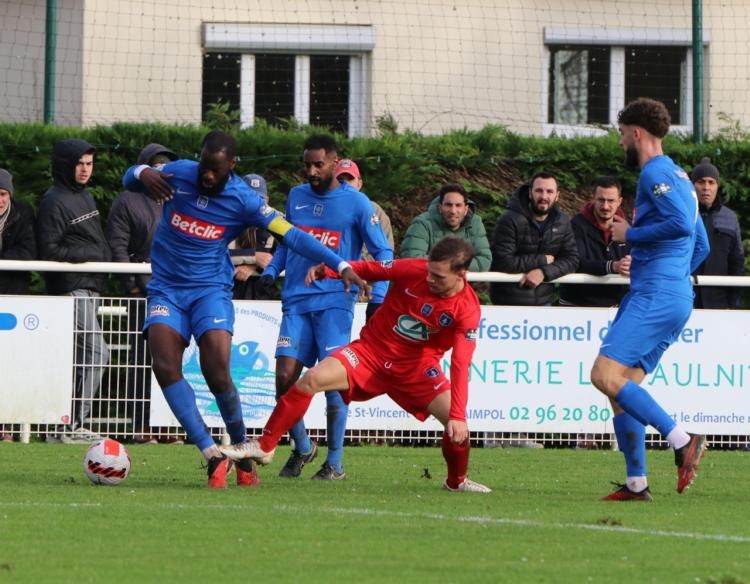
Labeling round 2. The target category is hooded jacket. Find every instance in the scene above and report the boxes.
[106,143,176,294]
[490,183,579,306]
[37,139,111,294]
[0,198,37,294]
[558,200,630,307]
[694,197,745,308]
[399,195,492,271]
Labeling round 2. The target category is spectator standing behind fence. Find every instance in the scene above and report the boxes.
[593,97,709,501]
[122,130,365,489]
[0,169,36,295]
[334,158,395,317]
[0,168,37,442]
[106,143,179,445]
[488,172,578,448]
[230,174,278,301]
[400,183,491,272]
[690,157,745,309]
[490,172,579,306]
[558,176,631,308]
[37,139,111,444]
[261,135,393,481]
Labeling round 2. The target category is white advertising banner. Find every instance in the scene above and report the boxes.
[0,296,74,424]
[151,302,750,435]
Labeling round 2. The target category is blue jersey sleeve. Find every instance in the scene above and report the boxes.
[627,163,697,244]
[355,195,394,303]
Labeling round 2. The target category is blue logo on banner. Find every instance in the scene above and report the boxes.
[183,339,276,421]
[0,313,18,331]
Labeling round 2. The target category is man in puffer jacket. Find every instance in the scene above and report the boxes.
[490,172,579,306]
[400,183,491,272]
[37,138,111,443]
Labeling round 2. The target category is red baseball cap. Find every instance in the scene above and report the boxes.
[335,158,361,179]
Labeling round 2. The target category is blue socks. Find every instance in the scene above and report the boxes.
[213,382,247,445]
[613,412,647,478]
[288,418,313,456]
[615,380,677,437]
[162,379,214,451]
[324,391,348,472]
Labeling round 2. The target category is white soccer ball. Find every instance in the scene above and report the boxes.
[83,439,131,486]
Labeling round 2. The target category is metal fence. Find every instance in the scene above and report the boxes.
[2,260,749,450]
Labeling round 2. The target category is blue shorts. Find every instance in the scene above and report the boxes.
[275,307,354,367]
[145,286,235,344]
[599,289,692,373]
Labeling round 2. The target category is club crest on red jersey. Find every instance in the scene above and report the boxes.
[439,313,454,327]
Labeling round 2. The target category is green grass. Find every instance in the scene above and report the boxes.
[1,443,749,584]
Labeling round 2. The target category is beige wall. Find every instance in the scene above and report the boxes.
[1,0,748,136]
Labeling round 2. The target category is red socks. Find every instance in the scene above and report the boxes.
[442,432,470,489]
[259,385,313,452]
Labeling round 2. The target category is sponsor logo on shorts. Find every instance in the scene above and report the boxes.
[342,347,359,367]
[466,328,478,341]
[169,211,225,240]
[380,260,393,268]
[438,313,454,327]
[299,225,341,249]
[276,336,291,348]
[150,304,170,317]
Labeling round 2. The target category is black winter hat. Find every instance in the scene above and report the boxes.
[691,157,720,183]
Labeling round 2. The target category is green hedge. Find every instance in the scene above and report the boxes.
[1,121,748,292]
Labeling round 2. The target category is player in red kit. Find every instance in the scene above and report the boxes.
[222,236,491,493]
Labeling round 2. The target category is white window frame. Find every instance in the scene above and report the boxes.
[542,27,710,137]
[203,23,374,137]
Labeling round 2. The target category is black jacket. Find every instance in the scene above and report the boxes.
[694,198,745,308]
[490,184,579,306]
[0,199,37,294]
[106,190,161,295]
[558,201,629,307]
[37,139,111,294]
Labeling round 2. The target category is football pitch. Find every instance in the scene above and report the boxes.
[1,442,749,583]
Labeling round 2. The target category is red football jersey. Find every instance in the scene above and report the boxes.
[335,258,480,421]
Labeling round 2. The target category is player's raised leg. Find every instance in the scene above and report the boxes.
[221,356,349,463]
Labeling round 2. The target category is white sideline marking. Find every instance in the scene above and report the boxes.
[4,500,750,544]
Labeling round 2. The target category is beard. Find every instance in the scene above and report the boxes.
[529,199,551,218]
[308,174,335,194]
[199,173,230,196]
[624,146,639,169]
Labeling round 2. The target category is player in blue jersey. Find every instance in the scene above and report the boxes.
[260,134,393,480]
[591,98,710,501]
[122,131,365,489]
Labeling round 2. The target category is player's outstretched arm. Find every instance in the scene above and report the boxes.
[123,165,174,202]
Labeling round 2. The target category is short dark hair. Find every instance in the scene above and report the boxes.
[303,134,338,155]
[202,131,237,160]
[592,176,622,194]
[437,183,468,204]
[428,236,475,272]
[529,171,559,189]
[617,98,670,138]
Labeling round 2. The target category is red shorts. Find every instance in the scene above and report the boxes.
[331,339,449,421]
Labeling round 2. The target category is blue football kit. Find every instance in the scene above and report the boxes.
[599,154,709,486]
[264,181,393,472]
